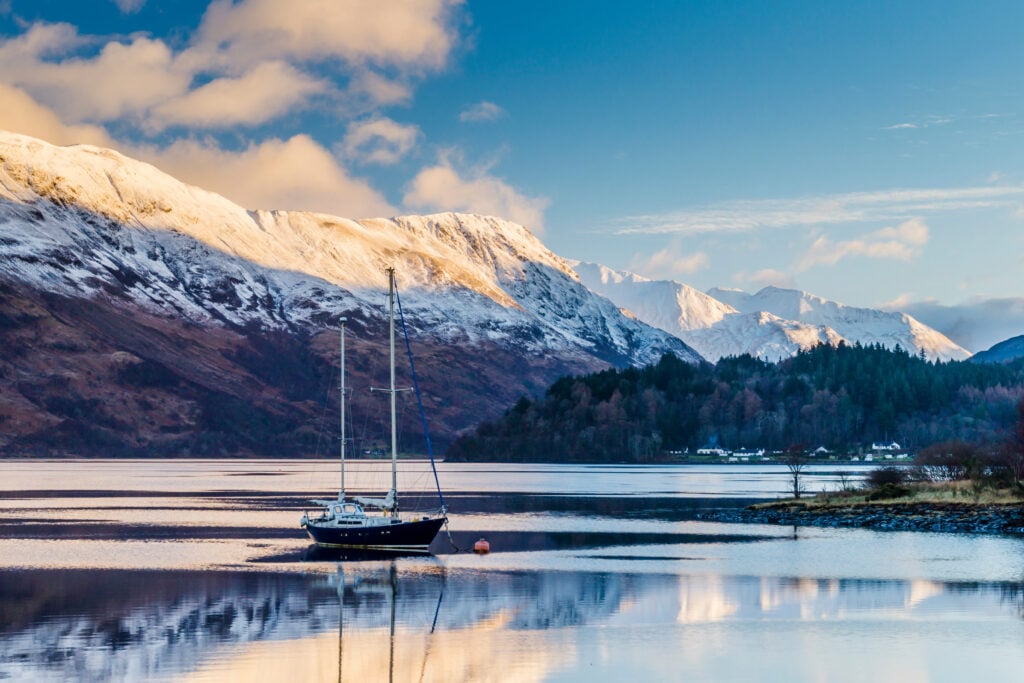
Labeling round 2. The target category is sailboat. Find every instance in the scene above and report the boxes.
[301,267,447,552]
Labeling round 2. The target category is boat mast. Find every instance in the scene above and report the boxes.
[388,267,398,515]
[339,317,347,502]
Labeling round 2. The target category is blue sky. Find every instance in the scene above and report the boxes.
[1,1,1023,348]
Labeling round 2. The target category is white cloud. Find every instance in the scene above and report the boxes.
[613,186,1024,236]
[346,70,413,107]
[0,85,394,218]
[404,154,548,232]
[194,0,461,71]
[341,117,420,165]
[0,25,191,122]
[628,243,708,279]
[796,218,930,270]
[136,135,395,217]
[0,3,471,218]
[459,101,506,123]
[0,1,464,133]
[883,122,918,130]
[879,293,915,311]
[0,83,114,147]
[148,61,328,131]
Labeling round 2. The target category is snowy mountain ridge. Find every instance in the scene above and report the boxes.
[0,131,697,366]
[708,285,970,361]
[576,263,969,362]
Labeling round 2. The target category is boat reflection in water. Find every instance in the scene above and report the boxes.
[2,566,1024,681]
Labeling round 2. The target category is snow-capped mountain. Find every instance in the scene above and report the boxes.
[708,286,970,361]
[0,131,698,455]
[572,262,737,332]
[574,262,969,362]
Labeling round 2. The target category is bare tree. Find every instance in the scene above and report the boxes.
[1000,398,1024,490]
[782,445,808,499]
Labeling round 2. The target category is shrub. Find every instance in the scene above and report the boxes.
[866,482,910,501]
[914,440,983,481]
[866,465,907,488]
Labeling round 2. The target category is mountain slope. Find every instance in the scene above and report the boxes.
[0,131,699,455]
[971,335,1024,364]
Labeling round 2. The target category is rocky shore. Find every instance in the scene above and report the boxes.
[700,501,1024,535]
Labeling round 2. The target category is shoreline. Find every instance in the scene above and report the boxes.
[701,500,1024,535]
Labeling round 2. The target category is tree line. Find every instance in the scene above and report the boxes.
[445,343,1024,462]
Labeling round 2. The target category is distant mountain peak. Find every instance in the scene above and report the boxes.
[585,268,970,362]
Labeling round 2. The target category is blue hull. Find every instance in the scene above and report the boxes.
[305,516,446,552]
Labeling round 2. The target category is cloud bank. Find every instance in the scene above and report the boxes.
[0,2,548,226]
[887,297,1024,353]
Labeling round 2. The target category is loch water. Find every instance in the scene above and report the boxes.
[1,460,1023,682]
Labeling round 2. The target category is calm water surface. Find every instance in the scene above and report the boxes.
[1,460,1023,682]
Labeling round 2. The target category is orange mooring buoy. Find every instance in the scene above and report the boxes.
[473,538,491,554]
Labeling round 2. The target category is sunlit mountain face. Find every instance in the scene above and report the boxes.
[0,131,699,456]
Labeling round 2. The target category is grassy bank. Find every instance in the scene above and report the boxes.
[699,481,1024,535]
[755,480,1024,510]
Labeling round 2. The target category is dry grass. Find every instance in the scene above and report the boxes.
[754,480,1024,510]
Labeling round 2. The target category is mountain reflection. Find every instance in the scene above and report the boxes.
[1,566,1022,682]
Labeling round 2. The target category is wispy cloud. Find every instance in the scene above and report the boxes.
[882,114,961,131]
[796,217,930,270]
[458,101,506,123]
[112,0,145,14]
[612,186,1024,235]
